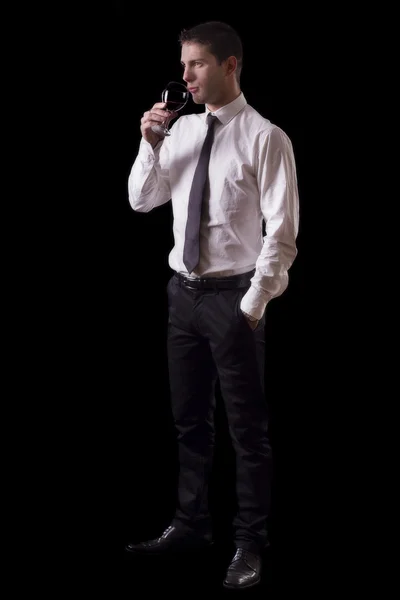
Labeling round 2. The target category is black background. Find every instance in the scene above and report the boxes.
[36,2,334,595]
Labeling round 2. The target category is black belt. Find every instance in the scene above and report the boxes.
[174,270,254,290]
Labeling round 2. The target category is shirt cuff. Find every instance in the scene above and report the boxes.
[240,285,272,321]
[139,137,163,161]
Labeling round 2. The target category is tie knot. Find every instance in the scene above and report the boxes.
[206,113,218,127]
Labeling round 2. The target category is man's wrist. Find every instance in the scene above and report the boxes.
[242,310,258,322]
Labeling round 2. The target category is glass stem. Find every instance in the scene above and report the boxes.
[163,110,172,130]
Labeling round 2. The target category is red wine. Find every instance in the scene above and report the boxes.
[162,87,188,112]
[165,100,186,111]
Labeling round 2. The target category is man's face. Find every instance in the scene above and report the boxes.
[181,42,227,107]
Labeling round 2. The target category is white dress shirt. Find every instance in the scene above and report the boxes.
[128,92,299,321]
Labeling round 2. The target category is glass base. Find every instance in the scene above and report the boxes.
[151,123,171,137]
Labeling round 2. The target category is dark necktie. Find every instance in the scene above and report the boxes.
[183,113,218,274]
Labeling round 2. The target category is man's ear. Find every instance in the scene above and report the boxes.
[224,55,237,77]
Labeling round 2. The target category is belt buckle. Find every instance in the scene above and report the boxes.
[184,277,198,290]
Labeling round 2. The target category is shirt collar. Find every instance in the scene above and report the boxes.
[205,92,247,125]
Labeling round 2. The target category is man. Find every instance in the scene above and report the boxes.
[125,20,299,590]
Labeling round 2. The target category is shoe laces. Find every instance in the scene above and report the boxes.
[161,525,173,538]
[232,547,247,563]
[230,547,259,571]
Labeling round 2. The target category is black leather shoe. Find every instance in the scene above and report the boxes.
[125,524,213,555]
[223,548,262,589]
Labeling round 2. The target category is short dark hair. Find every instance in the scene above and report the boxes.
[179,21,243,83]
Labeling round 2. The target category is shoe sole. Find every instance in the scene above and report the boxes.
[222,576,261,590]
[125,541,214,555]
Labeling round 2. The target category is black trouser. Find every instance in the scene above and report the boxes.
[166,271,272,553]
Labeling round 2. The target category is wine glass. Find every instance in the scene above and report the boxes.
[151,81,190,137]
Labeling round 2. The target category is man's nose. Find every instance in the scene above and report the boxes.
[182,68,191,83]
